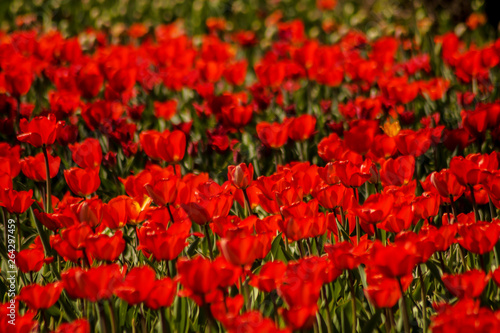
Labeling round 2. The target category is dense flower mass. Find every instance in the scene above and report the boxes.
[2,1,500,332]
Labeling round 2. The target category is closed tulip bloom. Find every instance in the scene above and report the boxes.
[457,221,500,254]
[430,169,466,201]
[17,114,61,148]
[61,264,124,301]
[221,104,253,129]
[18,282,63,310]
[219,231,269,266]
[365,280,402,309]
[249,261,287,292]
[154,100,177,121]
[370,241,419,278]
[61,223,93,250]
[442,269,490,299]
[144,177,179,206]
[335,160,372,188]
[412,192,440,220]
[114,266,156,305]
[288,114,316,141]
[0,189,34,214]
[450,156,490,186]
[177,256,225,305]
[64,167,100,197]
[256,121,289,149]
[21,151,60,182]
[352,193,395,224]
[158,130,186,163]
[77,62,104,99]
[16,248,52,273]
[85,230,125,261]
[394,129,432,157]
[380,155,415,186]
[137,222,189,261]
[228,163,253,189]
[145,278,177,310]
[68,138,102,169]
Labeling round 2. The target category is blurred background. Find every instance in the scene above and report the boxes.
[0,0,495,41]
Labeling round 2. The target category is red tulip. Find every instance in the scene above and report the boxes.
[61,223,93,250]
[61,264,124,301]
[77,61,104,99]
[114,266,156,305]
[369,241,419,278]
[17,114,61,148]
[21,152,60,181]
[54,319,90,333]
[16,248,52,273]
[64,167,101,197]
[137,221,189,261]
[352,193,395,224]
[457,221,500,254]
[0,189,34,214]
[430,169,466,201]
[68,138,102,169]
[256,121,289,149]
[158,130,186,163]
[335,159,372,188]
[228,163,253,189]
[18,282,63,310]
[85,230,125,261]
[288,114,316,141]
[145,278,177,310]
[144,177,179,206]
[154,100,177,120]
[177,256,226,305]
[442,269,490,299]
[219,231,271,266]
[380,155,415,186]
[411,192,439,221]
[249,261,287,292]
[223,60,247,86]
[395,129,432,157]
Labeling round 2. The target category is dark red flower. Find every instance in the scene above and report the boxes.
[442,269,490,299]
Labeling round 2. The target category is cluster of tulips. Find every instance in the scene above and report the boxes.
[2,2,500,332]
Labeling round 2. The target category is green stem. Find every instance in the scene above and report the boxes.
[243,188,255,216]
[321,286,333,333]
[469,185,479,222]
[98,302,108,333]
[397,278,410,333]
[418,265,427,333]
[204,223,214,260]
[106,300,117,333]
[42,144,52,213]
[348,271,357,333]
[160,308,168,333]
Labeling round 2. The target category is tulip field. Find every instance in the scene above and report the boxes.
[2,0,500,332]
